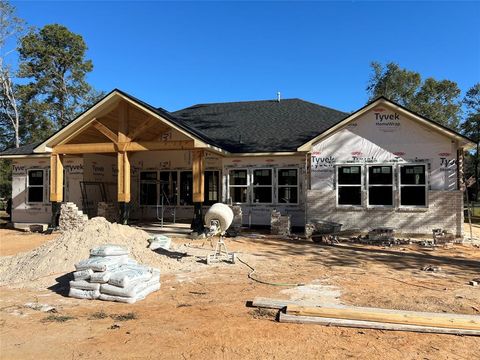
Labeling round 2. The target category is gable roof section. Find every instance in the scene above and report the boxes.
[297,96,476,152]
[173,99,349,152]
[32,89,223,154]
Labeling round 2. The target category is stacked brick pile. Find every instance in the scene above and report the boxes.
[271,210,291,236]
[59,202,88,232]
[97,202,118,223]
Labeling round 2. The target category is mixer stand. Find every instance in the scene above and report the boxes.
[207,235,236,265]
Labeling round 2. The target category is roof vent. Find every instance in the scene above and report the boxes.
[277,91,281,102]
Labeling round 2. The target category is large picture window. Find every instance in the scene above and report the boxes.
[204,171,220,205]
[277,168,298,204]
[139,171,157,206]
[229,169,248,203]
[27,169,44,203]
[252,169,273,203]
[367,165,393,206]
[400,165,427,207]
[337,166,362,206]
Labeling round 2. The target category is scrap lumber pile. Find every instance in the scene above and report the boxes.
[69,244,160,304]
[249,297,480,336]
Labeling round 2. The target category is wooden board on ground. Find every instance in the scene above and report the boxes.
[285,304,480,331]
[278,313,480,336]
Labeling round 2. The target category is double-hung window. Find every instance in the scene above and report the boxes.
[367,165,393,206]
[229,169,248,203]
[252,169,273,203]
[277,168,298,204]
[27,169,44,203]
[337,165,362,206]
[139,171,158,206]
[399,164,427,207]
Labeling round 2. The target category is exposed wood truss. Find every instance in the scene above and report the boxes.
[91,119,118,144]
[52,140,194,154]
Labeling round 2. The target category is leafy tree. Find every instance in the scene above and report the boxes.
[462,83,480,200]
[17,24,102,133]
[0,0,25,149]
[367,62,462,130]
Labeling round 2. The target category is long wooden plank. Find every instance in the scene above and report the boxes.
[49,153,63,202]
[192,149,205,203]
[278,313,480,336]
[52,141,194,154]
[125,140,194,151]
[127,117,159,141]
[251,297,480,321]
[91,119,118,144]
[117,151,130,202]
[286,304,480,331]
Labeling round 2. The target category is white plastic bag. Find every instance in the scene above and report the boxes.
[69,288,100,300]
[148,235,171,251]
[90,244,129,257]
[75,255,129,272]
[89,271,111,284]
[70,280,101,291]
[107,264,153,288]
[73,269,93,280]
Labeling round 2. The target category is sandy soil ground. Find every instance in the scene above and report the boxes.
[0,226,479,359]
[0,229,57,256]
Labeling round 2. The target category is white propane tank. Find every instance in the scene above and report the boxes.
[204,203,234,234]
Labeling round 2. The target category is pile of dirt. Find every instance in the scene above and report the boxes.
[0,217,201,288]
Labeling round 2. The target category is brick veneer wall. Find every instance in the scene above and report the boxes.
[306,190,464,237]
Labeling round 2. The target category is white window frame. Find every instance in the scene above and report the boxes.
[277,168,299,205]
[398,163,428,208]
[251,168,274,205]
[27,169,45,204]
[336,164,363,207]
[366,164,394,208]
[228,168,249,204]
[139,170,158,206]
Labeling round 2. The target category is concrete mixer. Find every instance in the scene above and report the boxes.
[204,203,236,265]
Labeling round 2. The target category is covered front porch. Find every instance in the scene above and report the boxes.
[42,91,224,231]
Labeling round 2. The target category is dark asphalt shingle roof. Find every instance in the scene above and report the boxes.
[0,142,41,156]
[173,99,349,152]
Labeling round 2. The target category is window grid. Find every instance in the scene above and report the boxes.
[252,168,273,204]
[27,169,45,204]
[277,168,299,204]
[366,165,394,207]
[336,165,363,207]
[399,164,428,208]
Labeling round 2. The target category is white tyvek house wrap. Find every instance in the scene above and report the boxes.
[311,106,457,190]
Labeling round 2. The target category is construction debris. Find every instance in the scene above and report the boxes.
[69,244,160,303]
[422,265,441,272]
[368,227,395,243]
[271,210,291,236]
[59,202,88,232]
[148,235,172,251]
[470,278,480,287]
[248,297,480,336]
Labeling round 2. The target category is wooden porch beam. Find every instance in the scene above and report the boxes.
[124,140,194,151]
[127,117,160,141]
[91,119,118,144]
[50,153,64,202]
[192,149,205,203]
[52,140,195,154]
[118,101,130,144]
[117,151,131,202]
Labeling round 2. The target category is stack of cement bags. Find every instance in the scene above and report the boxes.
[69,244,160,304]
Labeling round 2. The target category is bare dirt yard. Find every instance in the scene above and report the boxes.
[0,225,479,359]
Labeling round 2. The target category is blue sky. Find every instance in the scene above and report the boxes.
[12,1,480,113]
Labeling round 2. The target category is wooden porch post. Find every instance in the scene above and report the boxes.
[117,101,131,224]
[50,152,64,227]
[191,149,205,234]
[117,151,131,224]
